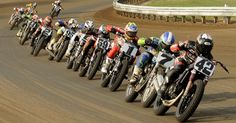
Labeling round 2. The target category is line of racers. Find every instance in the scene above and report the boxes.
[8,1,229,121]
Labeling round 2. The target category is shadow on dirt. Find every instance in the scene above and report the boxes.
[189,106,236,122]
[202,91,236,104]
[187,91,236,122]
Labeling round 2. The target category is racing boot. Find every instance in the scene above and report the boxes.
[16,29,22,37]
[101,57,112,73]
[65,40,75,57]
[129,65,142,85]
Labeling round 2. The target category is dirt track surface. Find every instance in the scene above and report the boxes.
[0,0,236,123]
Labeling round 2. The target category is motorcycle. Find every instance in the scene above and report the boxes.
[31,26,53,56]
[77,36,98,77]
[101,37,138,92]
[47,28,75,62]
[124,54,157,103]
[19,20,38,45]
[153,56,228,122]
[9,13,23,30]
[50,4,62,18]
[86,37,110,80]
[66,34,85,69]
[141,51,175,107]
[70,33,87,71]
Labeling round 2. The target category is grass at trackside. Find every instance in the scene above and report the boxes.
[146,0,236,7]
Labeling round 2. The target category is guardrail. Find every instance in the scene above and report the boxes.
[113,0,236,24]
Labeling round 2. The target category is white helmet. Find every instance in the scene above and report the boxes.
[68,18,78,28]
[84,20,94,30]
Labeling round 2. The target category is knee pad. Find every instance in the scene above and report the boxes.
[136,52,152,68]
[107,45,119,58]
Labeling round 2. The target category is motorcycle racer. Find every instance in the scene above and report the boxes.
[47,18,78,51]
[30,16,53,46]
[64,20,98,57]
[101,22,139,73]
[129,32,176,84]
[157,33,214,100]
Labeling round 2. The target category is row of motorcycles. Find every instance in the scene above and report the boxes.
[8,5,229,122]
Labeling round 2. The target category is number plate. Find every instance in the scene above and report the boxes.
[194,56,215,77]
[65,30,74,38]
[43,27,52,36]
[156,51,174,68]
[97,38,110,50]
[120,43,138,57]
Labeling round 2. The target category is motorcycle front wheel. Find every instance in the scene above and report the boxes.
[175,79,205,122]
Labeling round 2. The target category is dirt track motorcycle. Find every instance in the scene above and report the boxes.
[86,37,111,80]
[66,36,84,69]
[77,36,98,77]
[50,4,62,18]
[125,51,175,107]
[124,54,157,103]
[9,13,23,30]
[69,34,88,71]
[153,56,229,122]
[19,20,38,45]
[47,28,75,62]
[31,26,53,56]
[141,51,175,107]
[101,37,138,92]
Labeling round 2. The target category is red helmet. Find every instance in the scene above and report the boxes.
[32,15,39,20]
[44,16,52,25]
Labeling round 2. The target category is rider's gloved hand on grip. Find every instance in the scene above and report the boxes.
[145,38,152,45]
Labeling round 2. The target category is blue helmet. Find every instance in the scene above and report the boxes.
[160,32,175,45]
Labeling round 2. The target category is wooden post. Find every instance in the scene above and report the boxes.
[182,16,186,23]
[191,16,196,23]
[138,13,141,19]
[214,16,218,23]
[224,16,231,24]
[166,16,169,22]
[160,16,163,20]
[201,16,206,24]
[133,13,136,18]
[142,14,145,19]
[148,14,151,20]
[174,16,177,22]
[153,15,157,20]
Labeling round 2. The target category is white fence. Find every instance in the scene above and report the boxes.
[113,0,236,24]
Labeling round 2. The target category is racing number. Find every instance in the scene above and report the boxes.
[195,59,214,76]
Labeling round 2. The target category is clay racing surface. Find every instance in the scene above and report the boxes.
[0,0,236,123]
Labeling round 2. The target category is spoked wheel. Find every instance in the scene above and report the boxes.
[125,84,138,102]
[176,80,205,122]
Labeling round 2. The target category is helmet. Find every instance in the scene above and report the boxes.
[32,15,39,20]
[32,2,37,9]
[56,0,62,4]
[39,18,43,24]
[68,18,78,29]
[160,32,175,49]
[196,33,213,54]
[98,25,108,35]
[18,8,25,14]
[124,22,138,39]
[44,16,52,26]
[84,20,94,31]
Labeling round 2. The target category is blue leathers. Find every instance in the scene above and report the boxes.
[136,37,161,68]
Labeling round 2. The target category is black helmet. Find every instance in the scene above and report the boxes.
[196,33,214,54]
